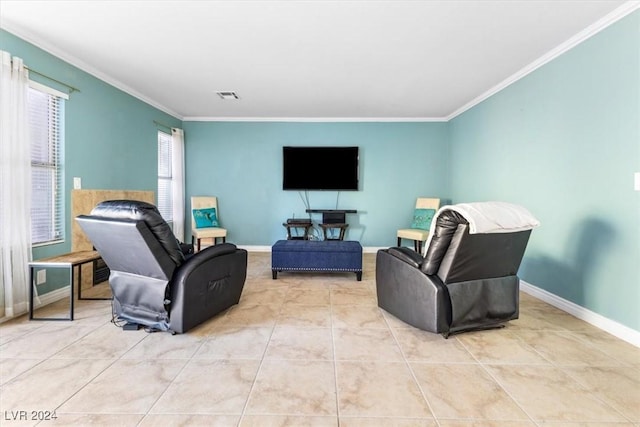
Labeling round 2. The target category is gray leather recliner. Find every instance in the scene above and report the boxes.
[376,209,533,337]
[76,200,247,333]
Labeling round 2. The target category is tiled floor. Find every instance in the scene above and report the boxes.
[1,252,639,426]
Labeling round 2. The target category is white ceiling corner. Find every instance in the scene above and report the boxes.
[1,1,637,122]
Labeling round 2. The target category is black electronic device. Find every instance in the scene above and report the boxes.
[123,322,140,331]
[282,146,359,191]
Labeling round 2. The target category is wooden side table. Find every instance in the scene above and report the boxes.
[283,220,313,240]
[29,250,106,321]
[320,223,349,241]
[305,209,356,241]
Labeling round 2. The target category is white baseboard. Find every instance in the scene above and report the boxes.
[0,286,73,323]
[520,281,640,348]
[0,301,29,320]
[363,246,387,254]
[238,245,272,252]
[33,285,71,308]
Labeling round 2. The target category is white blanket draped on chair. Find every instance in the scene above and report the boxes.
[423,201,540,255]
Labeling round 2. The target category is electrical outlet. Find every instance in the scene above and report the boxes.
[73,177,82,189]
[36,269,46,285]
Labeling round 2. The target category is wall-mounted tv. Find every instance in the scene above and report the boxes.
[283,146,359,191]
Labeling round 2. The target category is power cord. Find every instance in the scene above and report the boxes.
[109,294,174,334]
[110,299,127,328]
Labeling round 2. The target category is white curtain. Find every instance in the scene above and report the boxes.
[171,128,185,242]
[0,51,32,319]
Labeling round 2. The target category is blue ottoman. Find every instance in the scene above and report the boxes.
[271,240,363,281]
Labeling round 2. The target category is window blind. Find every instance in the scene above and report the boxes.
[157,131,173,221]
[29,86,64,245]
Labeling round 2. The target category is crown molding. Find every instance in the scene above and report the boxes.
[0,24,183,121]
[182,116,447,123]
[446,1,640,121]
[3,1,637,124]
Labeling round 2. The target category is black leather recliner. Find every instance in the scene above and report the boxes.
[76,200,247,333]
[376,208,533,337]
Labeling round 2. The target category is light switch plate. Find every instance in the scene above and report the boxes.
[36,269,46,285]
[73,177,82,189]
[635,172,640,191]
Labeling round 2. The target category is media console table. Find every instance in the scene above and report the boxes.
[283,219,313,240]
[306,209,357,241]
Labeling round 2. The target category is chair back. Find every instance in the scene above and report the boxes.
[415,197,440,210]
[76,215,176,281]
[191,196,219,229]
[88,200,184,265]
[76,200,185,277]
[436,225,531,284]
[422,209,531,283]
[76,201,181,331]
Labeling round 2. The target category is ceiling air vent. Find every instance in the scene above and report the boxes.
[216,91,239,100]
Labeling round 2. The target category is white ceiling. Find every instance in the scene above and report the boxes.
[0,1,636,121]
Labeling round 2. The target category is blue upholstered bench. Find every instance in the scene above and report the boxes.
[271,240,363,281]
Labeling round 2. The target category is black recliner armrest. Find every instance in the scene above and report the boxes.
[169,243,247,333]
[196,242,237,258]
[172,243,240,278]
[423,210,467,275]
[387,247,424,269]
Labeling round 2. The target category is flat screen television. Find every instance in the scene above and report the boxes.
[283,146,359,191]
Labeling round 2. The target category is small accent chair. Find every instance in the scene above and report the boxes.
[191,196,227,252]
[397,197,440,253]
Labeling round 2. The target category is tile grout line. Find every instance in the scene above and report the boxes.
[135,329,209,426]
[330,290,342,427]
[509,328,635,423]
[455,335,544,427]
[552,363,636,424]
[26,319,125,419]
[383,310,441,426]
[558,329,635,367]
[4,253,639,425]
[235,285,284,425]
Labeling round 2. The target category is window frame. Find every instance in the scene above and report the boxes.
[28,80,67,247]
[157,130,173,223]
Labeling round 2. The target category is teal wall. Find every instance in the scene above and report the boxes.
[0,29,182,265]
[183,121,450,246]
[449,12,640,330]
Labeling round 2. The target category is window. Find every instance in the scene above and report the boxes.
[157,131,173,222]
[29,84,64,245]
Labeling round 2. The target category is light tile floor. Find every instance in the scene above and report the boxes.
[1,252,638,426]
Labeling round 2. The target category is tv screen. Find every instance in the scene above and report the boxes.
[283,146,359,191]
